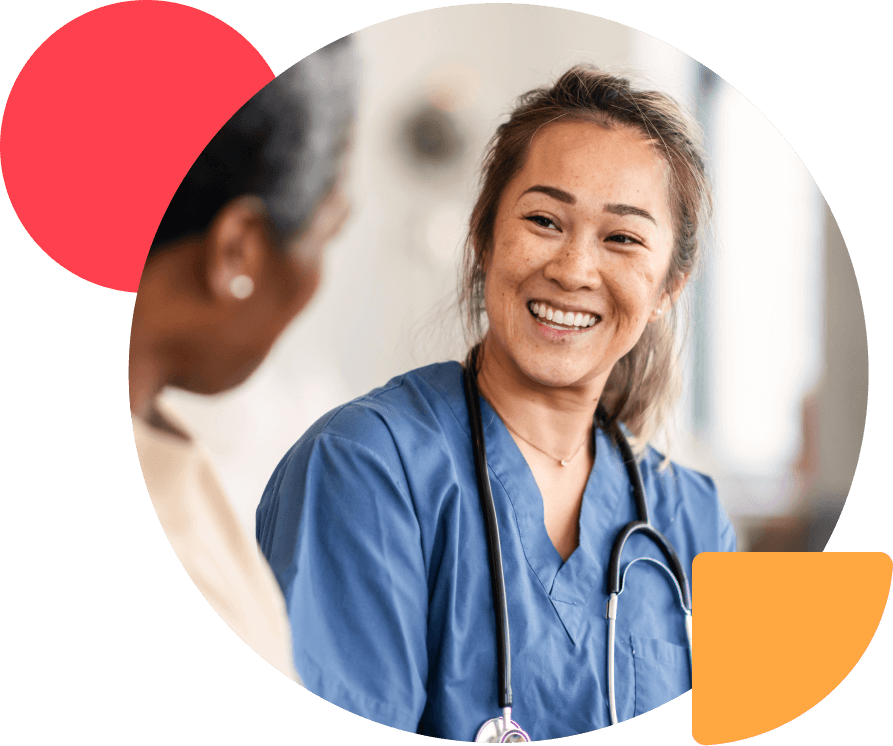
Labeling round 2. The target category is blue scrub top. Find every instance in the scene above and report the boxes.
[257,362,735,740]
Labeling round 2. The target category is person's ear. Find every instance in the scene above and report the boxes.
[650,271,689,322]
[203,196,274,302]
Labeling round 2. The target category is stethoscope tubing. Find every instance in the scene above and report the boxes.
[463,348,692,735]
[607,520,692,610]
[463,350,513,710]
[603,416,691,608]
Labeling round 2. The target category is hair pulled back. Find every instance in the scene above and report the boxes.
[460,65,712,450]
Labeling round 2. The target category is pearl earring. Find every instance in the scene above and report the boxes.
[229,274,254,300]
[655,307,663,317]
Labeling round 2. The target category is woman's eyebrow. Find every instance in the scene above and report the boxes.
[521,184,576,204]
[604,202,657,225]
[520,187,657,226]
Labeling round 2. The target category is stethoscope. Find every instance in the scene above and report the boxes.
[462,348,693,742]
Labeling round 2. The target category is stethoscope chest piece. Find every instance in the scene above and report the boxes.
[475,713,531,742]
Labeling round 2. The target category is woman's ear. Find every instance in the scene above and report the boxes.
[667,271,690,305]
[650,272,690,322]
[202,196,273,302]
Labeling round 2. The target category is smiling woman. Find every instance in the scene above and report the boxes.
[481,122,677,399]
[477,120,681,560]
[462,68,712,455]
[256,65,734,741]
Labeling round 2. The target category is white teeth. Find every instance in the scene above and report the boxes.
[530,301,600,330]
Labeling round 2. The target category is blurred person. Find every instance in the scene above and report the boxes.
[257,65,735,739]
[129,38,356,680]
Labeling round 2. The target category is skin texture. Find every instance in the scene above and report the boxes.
[476,120,685,560]
[129,186,350,436]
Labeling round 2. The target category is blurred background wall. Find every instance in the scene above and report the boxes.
[161,4,867,552]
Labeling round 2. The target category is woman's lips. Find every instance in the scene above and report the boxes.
[528,301,600,330]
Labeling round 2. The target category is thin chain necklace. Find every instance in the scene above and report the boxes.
[474,354,590,467]
[499,413,589,467]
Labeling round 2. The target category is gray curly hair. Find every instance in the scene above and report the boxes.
[151,36,357,254]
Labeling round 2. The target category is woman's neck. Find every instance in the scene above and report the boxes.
[129,352,191,439]
[129,254,193,438]
[474,338,605,459]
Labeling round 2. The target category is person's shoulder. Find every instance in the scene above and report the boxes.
[286,360,465,455]
[639,446,719,516]
[639,445,736,551]
[259,361,466,530]
[643,447,716,494]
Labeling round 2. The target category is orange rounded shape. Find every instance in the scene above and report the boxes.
[692,552,891,744]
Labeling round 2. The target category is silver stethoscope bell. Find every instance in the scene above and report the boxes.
[475,708,531,742]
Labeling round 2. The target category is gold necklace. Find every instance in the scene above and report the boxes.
[500,416,589,467]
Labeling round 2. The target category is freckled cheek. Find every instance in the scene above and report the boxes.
[489,249,538,304]
[484,275,517,339]
[624,259,664,310]
[607,279,653,330]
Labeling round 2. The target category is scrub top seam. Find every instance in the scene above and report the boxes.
[423,365,477,437]
[311,430,428,573]
[299,651,423,731]
[349,365,478,444]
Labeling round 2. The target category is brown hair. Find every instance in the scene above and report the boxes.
[459,65,713,451]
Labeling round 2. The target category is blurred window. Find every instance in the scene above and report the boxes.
[703,76,824,480]
[632,38,825,519]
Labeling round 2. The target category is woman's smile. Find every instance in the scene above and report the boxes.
[481,119,677,392]
[528,300,600,331]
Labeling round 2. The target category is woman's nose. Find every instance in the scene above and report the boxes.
[542,235,602,292]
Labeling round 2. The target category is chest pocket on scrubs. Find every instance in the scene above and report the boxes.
[610,634,690,721]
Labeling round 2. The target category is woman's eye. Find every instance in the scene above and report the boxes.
[527,215,558,228]
[606,234,640,246]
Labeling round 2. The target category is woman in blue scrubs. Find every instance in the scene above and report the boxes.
[257,66,735,740]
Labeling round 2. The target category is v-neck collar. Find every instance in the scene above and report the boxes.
[478,397,631,643]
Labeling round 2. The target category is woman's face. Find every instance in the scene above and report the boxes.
[482,120,679,393]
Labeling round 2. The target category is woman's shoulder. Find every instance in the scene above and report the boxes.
[638,445,736,551]
[258,361,468,546]
[285,360,467,459]
[640,447,716,498]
